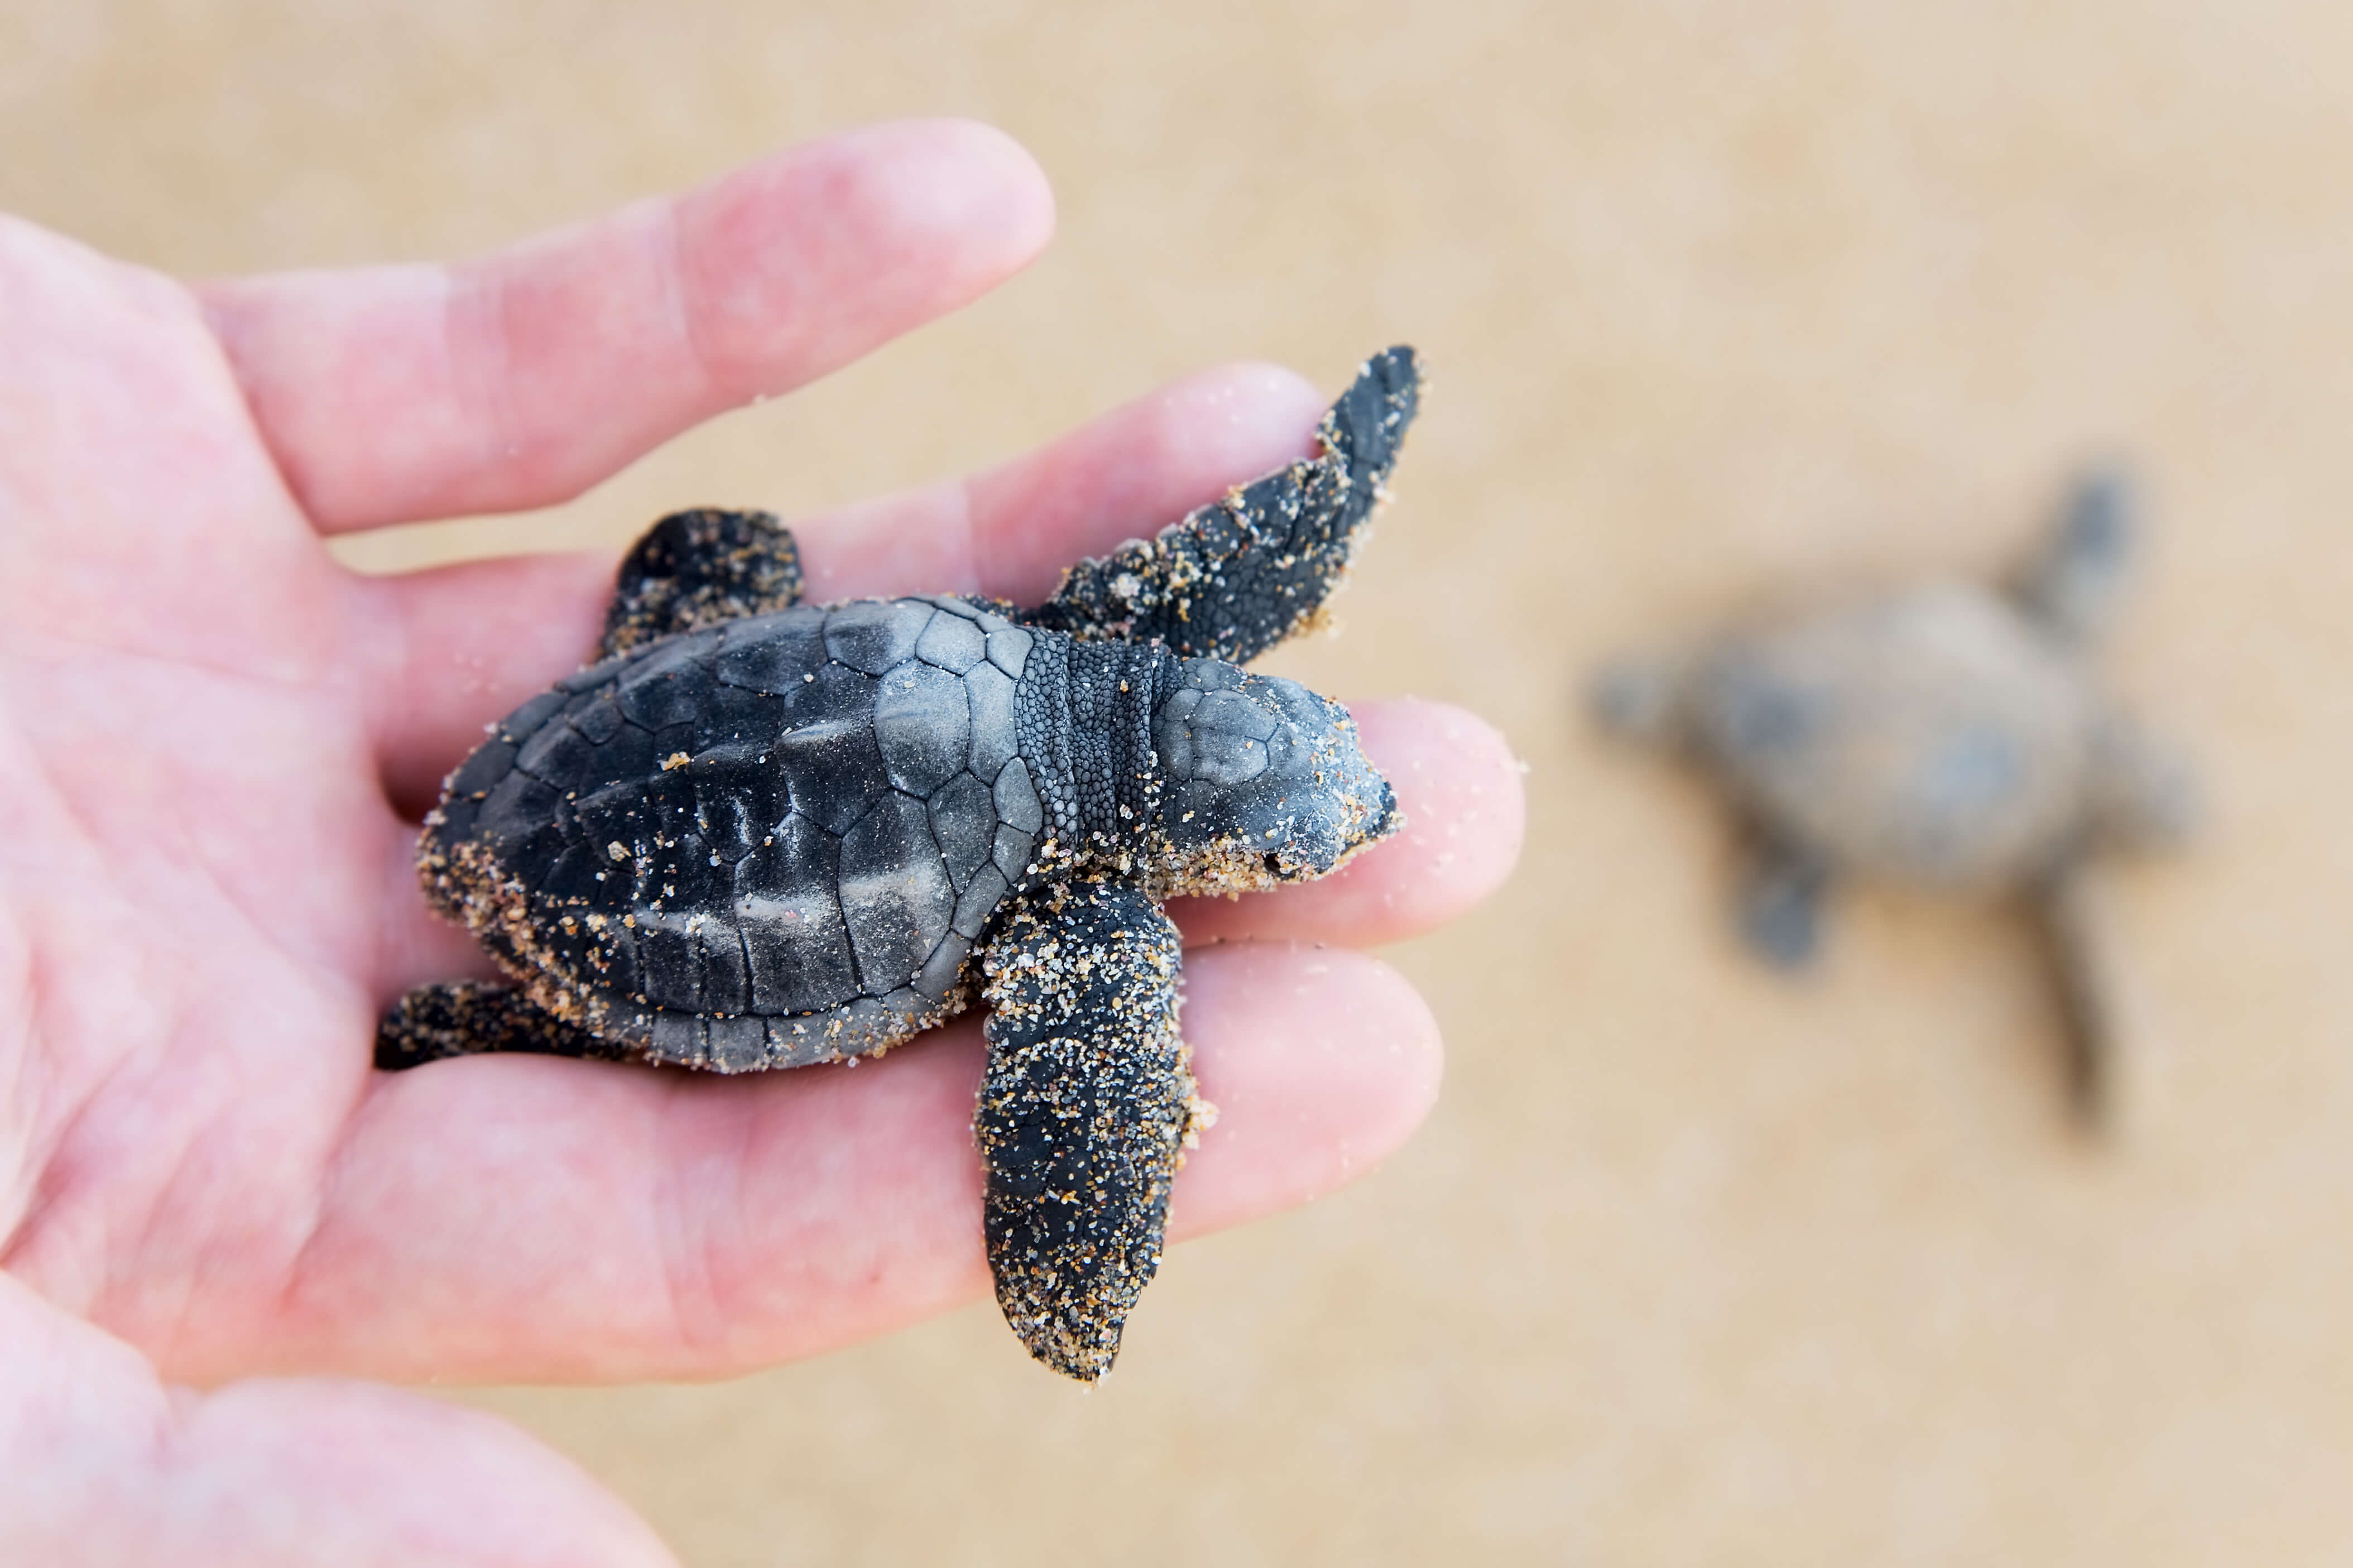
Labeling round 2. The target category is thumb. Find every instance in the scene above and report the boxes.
[0,1274,673,1567]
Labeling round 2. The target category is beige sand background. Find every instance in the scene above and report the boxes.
[9,1,2353,1561]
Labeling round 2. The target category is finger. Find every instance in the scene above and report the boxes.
[185,944,1437,1384]
[1165,942,1446,1226]
[354,359,1328,798]
[0,1277,674,1568]
[790,359,1329,605]
[1171,699,1525,948]
[199,119,1054,532]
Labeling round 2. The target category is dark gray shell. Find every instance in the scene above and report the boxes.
[429,594,1044,1068]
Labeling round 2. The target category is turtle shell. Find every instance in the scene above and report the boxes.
[425,595,1045,1069]
[1690,584,2098,887]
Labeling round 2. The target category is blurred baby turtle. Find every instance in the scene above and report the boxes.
[379,348,1421,1380]
[1593,470,2194,1121]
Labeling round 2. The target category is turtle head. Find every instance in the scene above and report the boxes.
[1149,662,1398,895]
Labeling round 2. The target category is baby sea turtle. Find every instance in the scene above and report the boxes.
[379,347,1421,1379]
[1594,470,2194,1119]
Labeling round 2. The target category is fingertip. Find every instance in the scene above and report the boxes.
[959,358,1330,604]
[680,118,1055,398]
[1170,697,1526,947]
[915,117,1058,264]
[1126,360,1329,493]
[1354,696,1528,917]
[1154,359,1328,436]
[1171,945,1443,1235]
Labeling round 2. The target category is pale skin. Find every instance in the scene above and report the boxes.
[0,120,1523,1565]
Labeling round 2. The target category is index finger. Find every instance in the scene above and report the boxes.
[198,119,1054,533]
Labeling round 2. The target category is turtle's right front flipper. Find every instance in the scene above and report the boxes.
[1737,833,1833,969]
[977,876,1197,1383]
[1026,345,1421,664]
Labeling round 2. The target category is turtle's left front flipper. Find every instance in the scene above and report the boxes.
[977,876,1198,1382]
[1026,345,1421,663]
[599,506,804,659]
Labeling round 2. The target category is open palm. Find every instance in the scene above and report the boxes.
[0,120,1519,1565]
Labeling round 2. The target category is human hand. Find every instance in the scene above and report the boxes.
[0,119,1521,1564]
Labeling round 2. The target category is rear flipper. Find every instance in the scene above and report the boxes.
[599,507,805,660]
[977,876,1197,1382]
[376,981,638,1070]
[1026,345,1422,663]
[2029,862,2122,1128]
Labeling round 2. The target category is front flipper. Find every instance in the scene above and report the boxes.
[1026,345,1422,663]
[375,981,640,1070]
[599,507,804,660]
[1737,834,1832,969]
[977,876,1197,1382]
[2011,467,2135,647]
